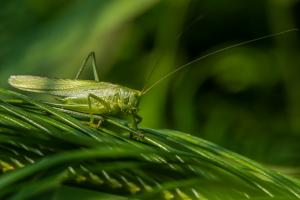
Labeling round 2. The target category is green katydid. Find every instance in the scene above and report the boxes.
[9,52,143,130]
[8,29,297,132]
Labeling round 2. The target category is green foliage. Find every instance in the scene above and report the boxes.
[0,89,300,200]
[1,0,300,166]
[0,1,300,199]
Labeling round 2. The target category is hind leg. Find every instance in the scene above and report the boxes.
[76,52,100,82]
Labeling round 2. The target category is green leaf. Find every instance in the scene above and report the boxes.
[0,89,300,200]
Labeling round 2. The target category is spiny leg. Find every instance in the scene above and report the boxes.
[131,113,144,140]
[76,51,100,82]
[135,114,142,124]
[131,114,138,130]
[87,94,110,127]
[131,113,142,129]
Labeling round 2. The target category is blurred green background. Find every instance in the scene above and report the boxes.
[1,0,300,173]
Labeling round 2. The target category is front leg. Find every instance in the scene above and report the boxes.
[131,113,142,129]
[131,113,144,140]
[131,114,138,130]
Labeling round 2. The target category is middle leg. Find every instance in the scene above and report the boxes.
[87,94,110,127]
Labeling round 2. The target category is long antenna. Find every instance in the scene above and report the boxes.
[141,15,205,94]
[141,28,298,95]
[140,55,162,94]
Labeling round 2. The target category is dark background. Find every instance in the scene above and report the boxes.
[1,0,300,174]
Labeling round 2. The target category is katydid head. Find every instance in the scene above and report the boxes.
[119,88,142,114]
[129,91,141,109]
